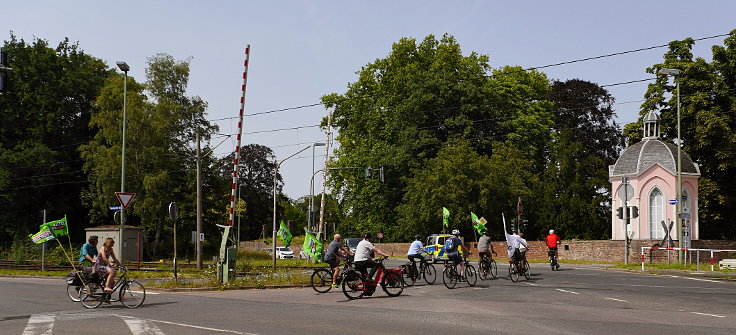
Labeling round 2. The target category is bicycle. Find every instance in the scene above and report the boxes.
[66,267,103,302]
[548,249,560,271]
[342,257,404,300]
[442,254,477,289]
[508,252,531,282]
[79,266,146,309]
[311,256,354,293]
[401,252,437,286]
[478,253,498,280]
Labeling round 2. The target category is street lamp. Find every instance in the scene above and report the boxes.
[659,68,682,262]
[309,143,326,232]
[273,145,312,270]
[116,61,129,263]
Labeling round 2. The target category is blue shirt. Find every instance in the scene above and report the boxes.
[407,240,424,255]
[79,242,98,262]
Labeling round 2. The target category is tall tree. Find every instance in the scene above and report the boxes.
[0,35,112,245]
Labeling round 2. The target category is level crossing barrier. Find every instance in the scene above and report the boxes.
[640,246,736,272]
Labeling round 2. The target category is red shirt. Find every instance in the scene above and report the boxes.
[546,234,561,248]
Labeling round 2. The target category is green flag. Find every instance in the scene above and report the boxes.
[442,207,450,228]
[44,215,69,238]
[29,225,55,244]
[277,220,293,247]
[302,231,324,262]
[471,212,486,235]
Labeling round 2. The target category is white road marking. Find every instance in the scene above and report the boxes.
[525,283,538,286]
[556,289,579,295]
[691,312,726,318]
[123,318,165,335]
[605,297,629,303]
[22,314,54,335]
[120,316,249,334]
[664,275,722,284]
[473,287,485,290]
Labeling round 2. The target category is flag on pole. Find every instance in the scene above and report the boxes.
[302,230,324,262]
[277,220,293,247]
[471,212,486,235]
[442,207,450,228]
[44,215,69,238]
[29,225,55,244]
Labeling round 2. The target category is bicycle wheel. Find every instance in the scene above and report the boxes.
[67,285,82,302]
[423,263,437,285]
[120,280,146,308]
[478,260,488,280]
[442,266,458,289]
[509,263,519,282]
[79,285,103,309]
[311,268,333,293]
[523,260,531,280]
[402,264,416,287]
[342,270,365,300]
[490,260,498,279]
[381,270,404,297]
[465,265,478,287]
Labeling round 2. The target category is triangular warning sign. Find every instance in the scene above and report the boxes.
[115,192,136,209]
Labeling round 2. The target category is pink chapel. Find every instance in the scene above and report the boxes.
[609,111,700,241]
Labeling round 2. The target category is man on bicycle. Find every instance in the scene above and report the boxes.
[407,234,428,271]
[477,230,497,273]
[446,229,471,275]
[505,231,528,271]
[354,233,389,284]
[546,229,561,269]
[78,235,99,268]
[324,234,353,288]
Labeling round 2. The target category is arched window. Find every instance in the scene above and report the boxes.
[649,188,665,239]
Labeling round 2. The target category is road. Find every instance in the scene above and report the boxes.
[2,263,735,334]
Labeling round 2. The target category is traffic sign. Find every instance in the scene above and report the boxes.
[115,192,136,209]
[377,232,384,239]
[668,199,678,205]
[517,197,523,215]
[109,206,121,211]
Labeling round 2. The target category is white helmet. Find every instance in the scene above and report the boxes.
[549,230,555,235]
[451,229,460,235]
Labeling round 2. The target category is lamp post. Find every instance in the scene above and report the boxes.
[309,143,326,232]
[273,145,312,270]
[659,68,682,262]
[116,61,130,263]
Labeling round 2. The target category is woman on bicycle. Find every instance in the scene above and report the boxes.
[95,238,121,292]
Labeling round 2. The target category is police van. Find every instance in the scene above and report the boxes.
[424,234,465,263]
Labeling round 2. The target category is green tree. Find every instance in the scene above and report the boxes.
[0,35,112,245]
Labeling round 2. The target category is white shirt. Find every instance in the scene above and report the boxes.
[504,233,528,258]
[407,240,424,255]
[354,239,375,262]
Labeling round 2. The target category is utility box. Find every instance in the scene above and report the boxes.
[718,259,736,269]
[217,247,237,282]
[85,225,142,263]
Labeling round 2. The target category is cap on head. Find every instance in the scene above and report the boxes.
[549,230,554,235]
[481,230,488,236]
[334,234,341,241]
[414,234,422,241]
[363,232,372,239]
[451,229,460,236]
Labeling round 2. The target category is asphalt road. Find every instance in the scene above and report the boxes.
[2,262,735,335]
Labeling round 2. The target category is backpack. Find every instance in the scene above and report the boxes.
[444,238,456,252]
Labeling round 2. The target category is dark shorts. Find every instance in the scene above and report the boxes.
[479,250,492,259]
[447,252,462,265]
[548,247,557,257]
[326,258,339,269]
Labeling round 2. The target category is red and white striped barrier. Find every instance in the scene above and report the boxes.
[227,45,251,227]
[640,246,736,272]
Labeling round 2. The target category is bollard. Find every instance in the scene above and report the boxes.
[710,251,715,271]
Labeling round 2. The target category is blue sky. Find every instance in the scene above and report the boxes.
[4,1,736,198]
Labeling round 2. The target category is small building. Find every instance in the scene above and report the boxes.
[85,225,143,263]
[609,111,700,241]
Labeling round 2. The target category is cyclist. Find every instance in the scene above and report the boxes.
[446,229,471,275]
[406,234,428,271]
[477,230,497,273]
[324,234,353,288]
[504,231,528,272]
[546,229,561,269]
[353,233,389,292]
[95,237,121,292]
[78,235,99,268]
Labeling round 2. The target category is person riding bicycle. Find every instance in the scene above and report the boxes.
[446,229,471,275]
[324,233,353,288]
[78,235,99,268]
[505,231,528,272]
[477,230,497,273]
[353,233,389,286]
[406,234,429,271]
[546,229,561,269]
[95,237,122,292]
